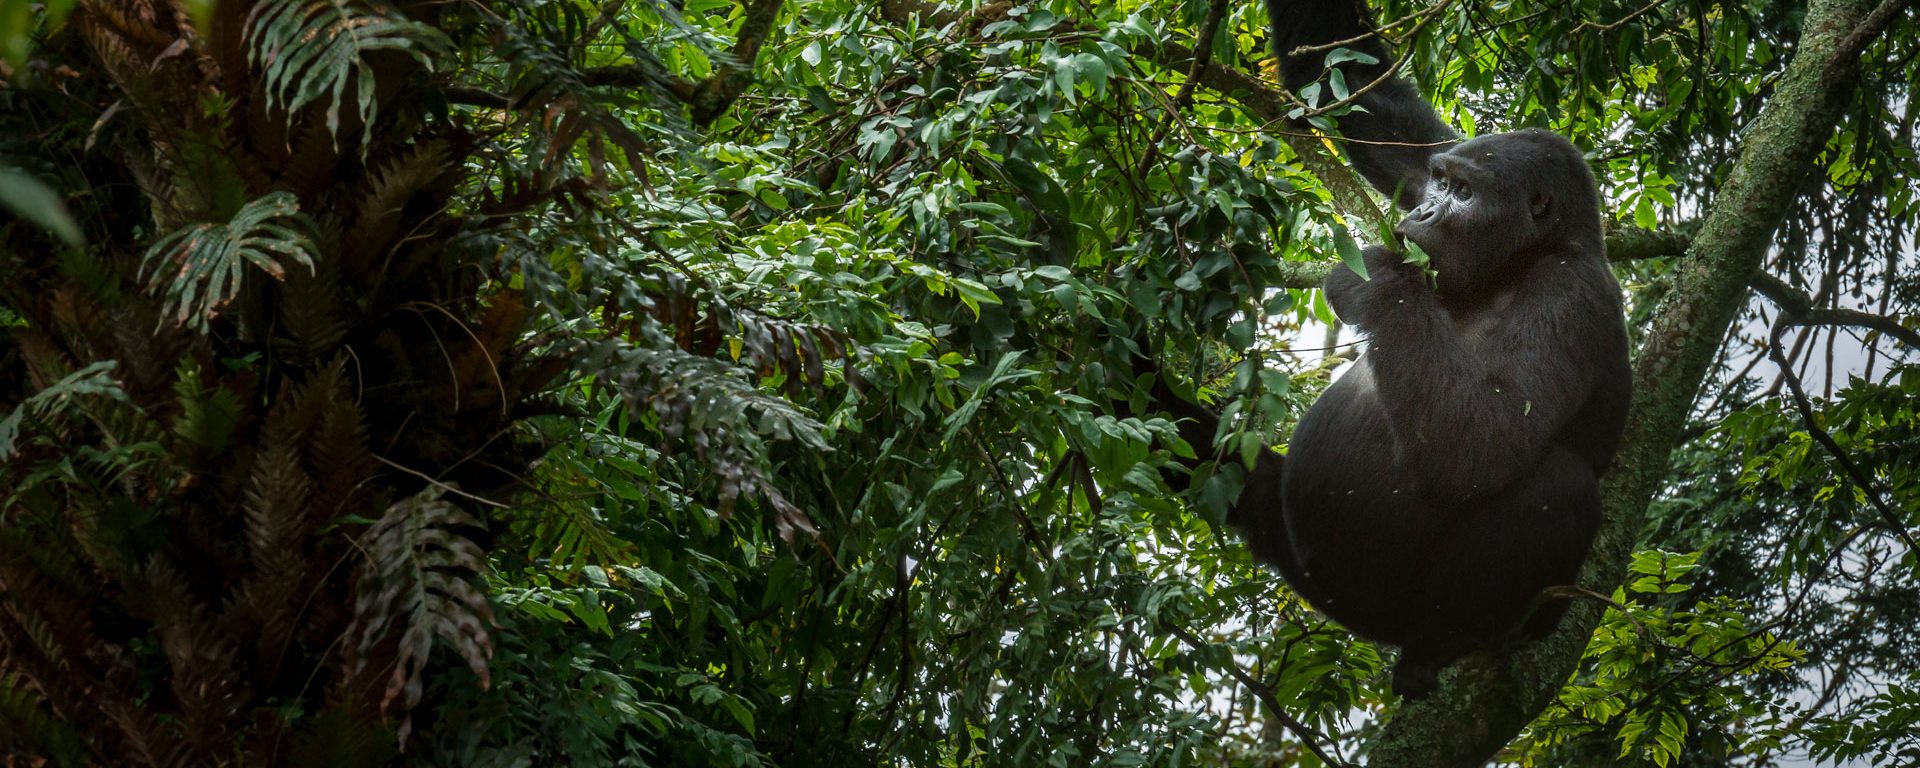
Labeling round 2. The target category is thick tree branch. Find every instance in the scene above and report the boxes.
[1365,0,1902,764]
[1140,38,1391,230]
[684,0,787,124]
[1752,271,1920,348]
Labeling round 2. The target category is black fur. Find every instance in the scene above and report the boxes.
[1154,0,1632,698]
[1267,0,1459,209]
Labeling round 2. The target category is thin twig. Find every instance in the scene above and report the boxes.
[1765,315,1920,555]
[1135,0,1230,177]
[1162,623,1355,767]
[372,455,508,508]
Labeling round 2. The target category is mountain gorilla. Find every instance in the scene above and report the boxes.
[1147,0,1632,697]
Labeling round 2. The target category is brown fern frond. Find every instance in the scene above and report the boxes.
[277,120,344,198]
[0,619,174,766]
[341,139,454,262]
[445,291,527,416]
[283,709,396,768]
[346,489,493,746]
[140,561,248,757]
[80,1,172,53]
[0,528,176,764]
[169,359,245,463]
[8,327,75,392]
[304,358,376,513]
[74,13,150,97]
[276,265,351,362]
[642,274,850,393]
[41,286,110,366]
[592,339,827,541]
[235,396,316,679]
[110,303,190,403]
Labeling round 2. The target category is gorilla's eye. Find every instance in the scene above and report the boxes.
[1454,182,1473,200]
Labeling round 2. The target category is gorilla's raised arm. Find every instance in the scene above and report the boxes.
[1269,0,1458,208]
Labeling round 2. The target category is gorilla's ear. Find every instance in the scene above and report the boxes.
[1530,189,1553,219]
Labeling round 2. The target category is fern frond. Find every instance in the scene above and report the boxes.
[0,672,86,763]
[518,500,633,573]
[304,359,375,507]
[141,562,247,752]
[0,360,128,459]
[349,488,494,745]
[246,0,451,144]
[277,119,344,196]
[140,191,318,332]
[235,392,318,676]
[342,139,453,261]
[589,339,826,541]
[75,14,148,94]
[276,265,351,361]
[170,360,244,458]
[492,20,654,175]
[284,710,397,768]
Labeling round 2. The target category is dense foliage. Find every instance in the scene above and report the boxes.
[1,0,1914,765]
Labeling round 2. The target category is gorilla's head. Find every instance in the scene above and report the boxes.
[1394,128,1602,300]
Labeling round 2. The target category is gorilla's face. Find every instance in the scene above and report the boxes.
[1394,130,1598,300]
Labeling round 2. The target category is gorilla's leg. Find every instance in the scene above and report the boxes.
[1131,346,1324,602]
[1390,448,1602,697]
[1228,452,1328,603]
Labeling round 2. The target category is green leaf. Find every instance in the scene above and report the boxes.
[1324,47,1380,67]
[1402,237,1432,270]
[0,361,125,458]
[140,191,318,332]
[951,277,1002,320]
[248,0,451,144]
[0,167,83,247]
[1332,227,1367,280]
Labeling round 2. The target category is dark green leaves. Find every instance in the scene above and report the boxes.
[246,0,451,143]
[0,167,82,248]
[139,192,317,332]
[350,488,495,745]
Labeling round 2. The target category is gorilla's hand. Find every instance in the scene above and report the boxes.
[1325,245,1427,328]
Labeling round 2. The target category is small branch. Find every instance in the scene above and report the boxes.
[1570,0,1671,35]
[1828,0,1916,78]
[1138,38,1389,230]
[1752,272,1920,348]
[1287,0,1451,54]
[1764,311,1920,556]
[1795,307,1920,349]
[1135,0,1230,177]
[372,455,507,508]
